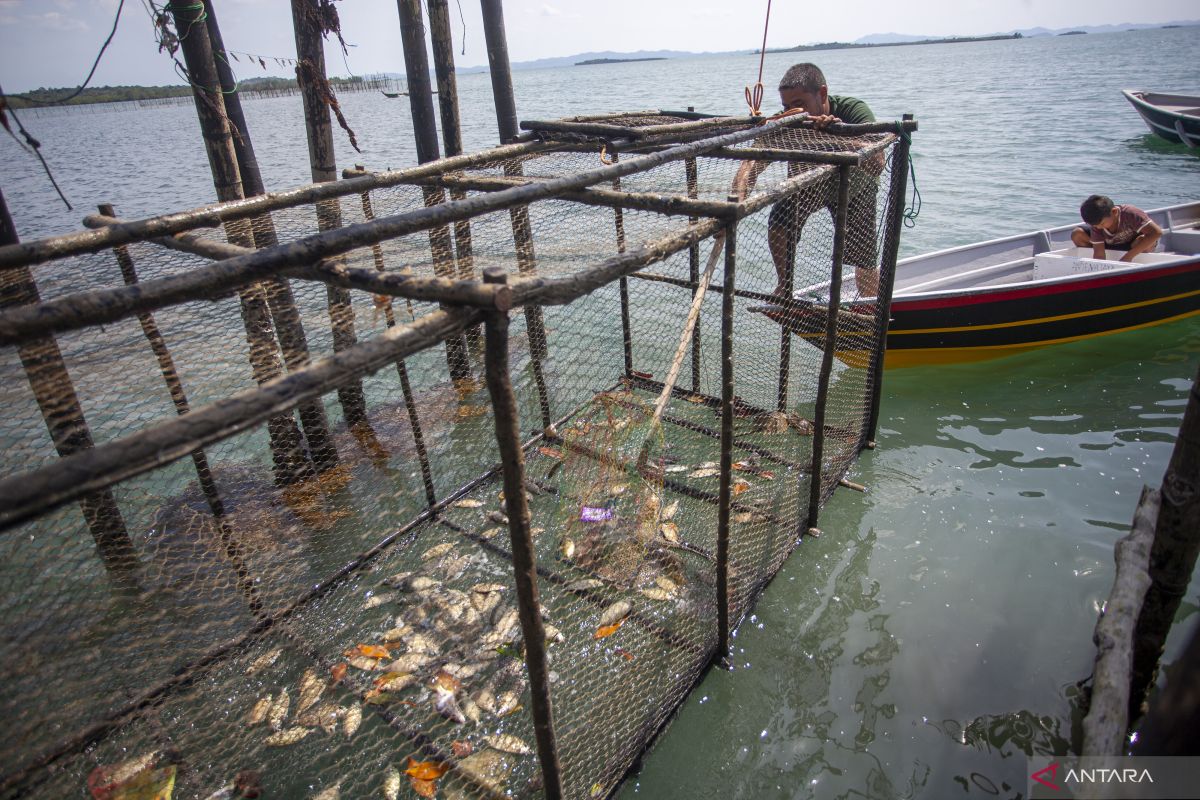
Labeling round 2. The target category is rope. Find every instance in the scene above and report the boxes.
[897,126,921,227]
[744,0,772,116]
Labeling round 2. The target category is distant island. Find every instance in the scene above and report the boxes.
[575,57,668,66]
[1058,31,1088,36]
[770,32,1022,54]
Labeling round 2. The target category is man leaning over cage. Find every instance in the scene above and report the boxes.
[730,63,884,299]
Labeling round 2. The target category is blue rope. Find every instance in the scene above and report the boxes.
[897,126,921,228]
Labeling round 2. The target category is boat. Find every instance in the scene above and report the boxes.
[1121,90,1200,147]
[758,201,1200,369]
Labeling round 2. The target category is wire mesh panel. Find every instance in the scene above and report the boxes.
[0,111,911,799]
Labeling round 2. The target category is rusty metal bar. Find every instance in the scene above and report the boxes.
[865,124,912,445]
[0,308,481,532]
[481,267,565,800]
[805,165,852,534]
[715,210,736,667]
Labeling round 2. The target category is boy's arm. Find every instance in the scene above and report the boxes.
[1092,241,1106,260]
[1120,221,1163,262]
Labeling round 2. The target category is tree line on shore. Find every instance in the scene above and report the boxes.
[5,75,376,109]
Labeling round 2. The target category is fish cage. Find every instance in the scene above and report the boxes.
[0,110,914,800]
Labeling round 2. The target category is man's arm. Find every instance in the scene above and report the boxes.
[1120,221,1163,262]
[1092,241,1107,260]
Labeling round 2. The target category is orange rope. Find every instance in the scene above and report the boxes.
[744,0,772,116]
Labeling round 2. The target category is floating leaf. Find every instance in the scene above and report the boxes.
[594,620,624,639]
[537,446,563,459]
[451,740,474,757]
[659,522,679,543]
[732,479,751,495]
[330,662,348,683]
[405,758,450,781]
[433,669,462,693]
[356,644,391,660]
[410,777,437,798]
[614,647,635,662]
[685,394,706,404]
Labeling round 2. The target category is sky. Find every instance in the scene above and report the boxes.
[0,0,1196,93]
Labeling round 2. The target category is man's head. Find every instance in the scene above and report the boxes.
[778,63,830,116]
[1080,195,1117,228]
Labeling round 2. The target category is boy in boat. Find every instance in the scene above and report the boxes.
[1072,195,1162,262]
[730,63,882,298]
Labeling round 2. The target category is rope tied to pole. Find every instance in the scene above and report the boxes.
[895,124,921,227]
[744,0,772,116]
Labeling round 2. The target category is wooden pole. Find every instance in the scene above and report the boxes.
[290,0,373,429]
[204,0,339,473]
[685,117,702,395]
[805,168,852,534]
[479,0,519,145]
[0,190,138,587]
[395,0,474,384]
[482,267,565,800]
[1129,361,1200,720]
[427,0,480,348]
[170,0,312,488]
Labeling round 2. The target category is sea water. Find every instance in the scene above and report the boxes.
[2,24,1200,798]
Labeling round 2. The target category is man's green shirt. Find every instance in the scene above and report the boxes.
[828,95,874,124]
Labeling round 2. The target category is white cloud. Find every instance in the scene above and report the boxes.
[540,4,561,16]
[31,11,88,31]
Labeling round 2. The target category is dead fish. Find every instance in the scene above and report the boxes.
[343,702,362,737]
[755,411,790,434]
[247,694,273,726]
[401,575,440,593]
[484,734,532,755]
[388,652,433,672]
[383,766,401,800]
[460,694,483,724]
[530,527,545,537]
[473,582,507,594]
[364,591,397,610]
[471,590,502,616]
[640,587,673,601]
[406,632,440,654]
[543,624,564,644]
[495,690,521,717]
[786,412,814,434]
[688,467,721,479]
[663,464,689,473]
[659,522,680,543]
[480,526,505,539]
[100,751,160,787]
[297,668,324,714]
[422,543,456,561]
[382,571,413,588]
[565,578,604,592]
[375,672,417,693]
[434,687,466,724]
[608,483,628,497]
[453,498,484,508]
[311,784,340,800]
[655,576,680,593]
[661,500,680,521]
[733,511,763,524]
[487,510,510,525]
[381,625,409,643]
[297,702,342,734]
[559,537,576,560]
[246,647,283,675]
[474,687,497,714]
[348,656,385,671]
[600,600,632,628]
[268,688,290,731]
[264,727,311,746]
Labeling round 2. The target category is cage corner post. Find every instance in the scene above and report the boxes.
[481,267,565,799]
[715,208,738,668]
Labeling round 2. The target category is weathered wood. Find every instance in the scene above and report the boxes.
[1133,616,1200,755]
[1081,486,1156,756]
[291,0,372,428]
[482,268,565,800]
[1130,361,1200,720]
[480,0,519,144]
[171,0,312,487]
[0,307,482,532]
[205,0,338,473]
[685,148,702,394]
[715,216,737,666]
[0,190,137,585]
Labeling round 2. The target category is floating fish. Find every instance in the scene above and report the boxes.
[388,652,433,672]
[608,483,628,497]
[383,766,401,800]
[732,478,751,496]
[90,751,161,791]
[495,690,521,717]
[297,702,342,734]
[297,668,325,714]
[460,694,483,724]
[382,571,412,588]
[756,411,790,434]
[433,669,462,694]
[732,511,763,524]
[689,467,721,479]
[543,624,564,644]
[343,703,362,737]
[472,582,506,594]
[656,576,679,593]
[559,537,576,559]
[663,464,689,473]
[311,784,339,800]
[400,575,440,593]
[453,498,484,508]
[480,526,505,539]
[451,740,474,758]
[264,727,311,746]
[406,633,440,654]
[474,687,496,714]
[486,510,509,525]
[373,671,416,692]
[536,446,563,459]
[364,592,396,610]
[330,662,348,683]
[348,656,384,671]
[640,587,673,601]
[246,647,283,675]
[659,522,680,543]
[661,500,679,520]
[268,688,290,731]
[380,626,409,643]
[599,600,633,628]
[422,543,456,561]
[247,695,273,726]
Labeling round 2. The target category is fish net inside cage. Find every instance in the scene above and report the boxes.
[0,111,909,800]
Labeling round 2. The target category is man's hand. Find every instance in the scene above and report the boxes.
[809,114,839,130]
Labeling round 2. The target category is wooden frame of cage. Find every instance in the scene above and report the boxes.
[0,112,914,799]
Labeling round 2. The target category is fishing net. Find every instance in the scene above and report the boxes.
[0,111,909,799]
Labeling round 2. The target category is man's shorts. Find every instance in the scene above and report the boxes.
[768,170,879,268]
